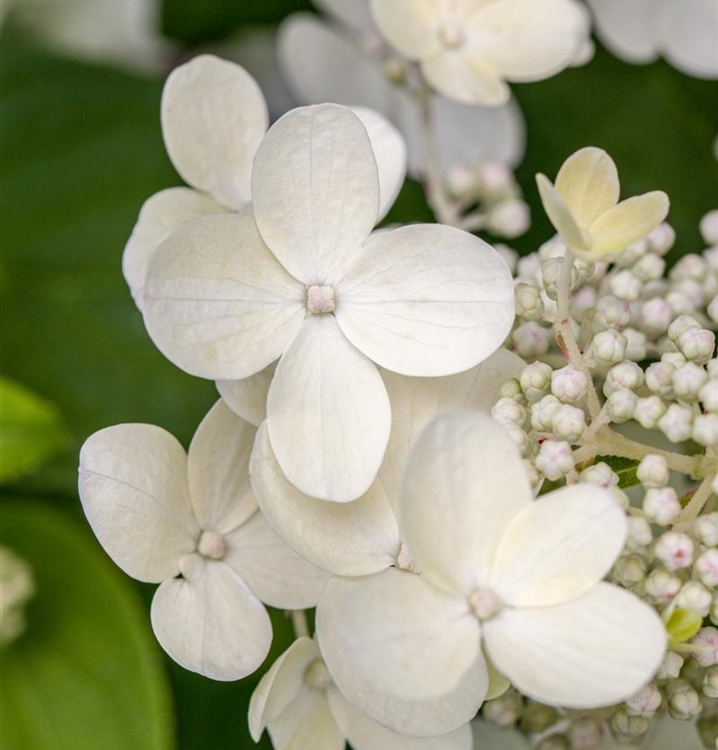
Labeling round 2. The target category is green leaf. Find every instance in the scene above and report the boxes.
[0,501,174,750]
[596,455,641,489]
[0,378,68,483]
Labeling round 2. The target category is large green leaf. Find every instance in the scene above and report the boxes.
[0,502,174,750]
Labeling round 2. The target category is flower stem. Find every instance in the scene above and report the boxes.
[676,474,717,527]
[290,610,309,639]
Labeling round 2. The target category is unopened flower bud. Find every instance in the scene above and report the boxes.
[568,718,602,750]
[542,258,577,301]
[671,254,707,282]
[605,361,644,395]
[520,703,558,734]
[551,365,588,404]
[673,362,709,401]
[700,210,718,245]
[699,379,718,412]
[482,690,523,728]
[513,322,551,359]
[476,160,514,197]
[668,314,701,344]
[647,223,675,255]
[622,327,648,361]
[656,651,684,680]
[580,462,619,489]
[626,683,661,718]
[643,487,681,525]
[492,397,527,428]
[517,253,540,280]
[591,329,627,365]
[535,440,574,480]
[626,516,653,550]
[498,378,524,402]
[595,295,630,329]
[676,581,713,617]
[613,554,647,587]
[610,708,649,740]
[694,413,718,446]
[515,283,544,320]
[645,568,683,604]
[610,269,643,301]
[637,455,669,488]
[654,531,694,571]
[634,395,666,429]
[551,404,586,442]
[666,679,702,720]
[446,163,478,198]
[662,351,687,368]
[696,514,718,547]
[520,361,553,402]
[633,253,666,282]
[692,627,718,667]
[708,295,718,325]
[658,403,694,442]
[702,666,718,698]
[607,388,638,423]
[487,199,530,238]
[645,361,676,397]
[531,394,561,431]
[640,296,674,335]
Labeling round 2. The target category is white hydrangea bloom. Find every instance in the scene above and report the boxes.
[334,412,666,708]
[143,103,514,502]
[370,0,590,105]
[537,147,670,261]
[587,0,718,79]
[277,0,525,176]
[249,637,472,750]
[78,400,330,680]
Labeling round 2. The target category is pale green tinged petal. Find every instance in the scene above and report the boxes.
[250,423,400,576]
[150,558,272,681]
[335,568,481,701]
[336,224,515,377]
[401,412,532,596]
[78,424,197,583]
[485,659,511,700]
[161,55,268,210]
[483,583,667,708]
[143,213,306,380]
[490,486,627,607]
[370,0,442,58]
[216,361,276,427]
[536,173,591,253]
[252,104,380,285]
[122,187,228,311]
[266,315,391,502]
[554,147,620,227]
[589,191,670,256]
[316,576,487,737]
[422,50,509,106]
[268,689,345,750]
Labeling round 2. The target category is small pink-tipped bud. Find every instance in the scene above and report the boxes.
[625,683,661,718]
[642,487,680,525]
[692,627,718,667]
[637,455,669,488]
[675,581,712,617]
[658,403,694,443]
[696,549,718,587]
[694,513,718,547]
[551,365,588,404]
[307,285,336,314]
[666,679,702,720]
[535,440,574,480]
[654,531,694,571]
[645,568,682,604]
[198,530,226,560]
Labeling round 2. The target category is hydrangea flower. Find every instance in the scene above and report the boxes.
[334,411,666,708]
[249,637,472,750]
[123,54,407,310]
[78,400,329,680]
[277,0,526,176]
[143,103,515,502]
[537,147,670,261]
[587,0,718,79]
[370,0,590,105]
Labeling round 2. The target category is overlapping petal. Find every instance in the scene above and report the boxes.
[336,224,514,377]
[536,174,591,252]
[422,50,509,107]
[267,689,344,750]
[652,0,718,78]
[483,583,667,707]
[150,557,272,681]
[79,424,197,583]
[143,213,306,380]
[266,315,391,502]
[370,0,441,58]
[586,0,659,64]
[216,362,276,427]
[161,55,268,210]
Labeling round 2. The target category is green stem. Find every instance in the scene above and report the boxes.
[290,610,309,639]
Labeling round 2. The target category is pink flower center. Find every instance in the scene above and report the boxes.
[470,588,503,620]
[307,285,336,314]
[198,530,226,560]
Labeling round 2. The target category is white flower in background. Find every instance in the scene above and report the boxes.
[278,0,525,177]
[0,547,35,648]
[3,0,172,72]
[123,55,407,311]
[249,637,472,750]
[537,147,670,261]
[587,0,718,79]
[78,400,329,680]
[335,412,666,708]
[370,0,590,105]
[143,103,515,502]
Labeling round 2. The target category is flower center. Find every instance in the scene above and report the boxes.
[395,542,416,572]
[197,530,226,560]
[307,285,336,314]
[304,659,332,690]
[470,588,503,620]
[439,22,465,49]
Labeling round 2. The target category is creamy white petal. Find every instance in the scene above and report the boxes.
[252,104,380,285]
[422,50,509,106]
[266,315,391,502]
[122,187,228,311]
[250,422,400,575]
[379,349,524,509]
[370,0,442,58]
[317,576,487,737]
[472,0,589,82]
[586,0,659,64]
[490,486,627,608]
[79,424,197,583]
[268,686,345,750]
[352,107,407,222]
[186,400,258,534]
[472,721,529,750]
[401,412,532,596]
[536,174,591,253]
[655,0,718,78]
[336,567,481,700]
[161,55,268,210]
[336,224,514,377]
[249,637,320,742]
[328,687,473,750]
[150,557,272,681]
[554,147,620,228]
[483,583,667,708]
[315,0,374,30]
[143,213,306,380]
[216,361,276,427]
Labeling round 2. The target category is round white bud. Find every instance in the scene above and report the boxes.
[639,297,674,336]
[616,239,648,267]
[476,160,514,197]
[662,351,687,368]
[667,290,697,316]
[671,253,706,282]
[654,531,694,571]
[700,210,718,245]
[673,362,708,401]
[658,403,694,443]
[542,257,578,301]
[572,285,597,314]
[486,199,530,238]
[625,683,661,718]
[605,361,644,395]
[675,581,713,617]
[699,378,718,412]
[519,361,553,402]
[696,548,718,588]
[643,488,681,527]
[512,322,551,359]
[645,361,676,397]
[551,365,588,404]
[666,680,702,720]
[531,394,562,432]
[610,270,643,301]
[595,295,631,330]
[591,329,627,365]
[491,397,527,428]
[707,294,718,325]
[516,252,540,281]
[634,395,666,429]
[678,327,716,365]
[607,388,638,423]
[626,516,653,550]
[446,163,478,198]
[498,378,524,402]
[535,440,574,480]
[482,690,523,728]
[646,223,675,255]
[693,627,718,667]
[707,359,718,377]
[568,718,602,750]
[693,413,718,446]
[609,709,649,740]
[657,651,684,680]
[637,455,669,488]
[622,328,648,362]
[668,314,701,344]
[515,282,545,321]
[634,253,666,282]
[645,568,682,604]
[551,404,586,442]
[702,666,718,698]
[694,513,718,547]
[613,554,647,587]
[580,462,619,489]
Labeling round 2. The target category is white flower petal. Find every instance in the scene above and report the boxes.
[536,174,591,253]
[249,637,320,742]
[379,349,524,509]
[161,55,268,210]
[586,0,659,64]
[79,424,197,583]
[328,687,473,750]
[216,361,276,427]
[422,50,510,106]
[122,187,228,311]
[266,315,391,502]
[370,0,442,58]
[655,0,718,78]
[490,486,627,608]
[336,224,514,377]
[335,567,481,700]
[186,400,258,534]
[401,412,532,596]
[150,558,272,681]
[250,422,400,576]
[483,583,667,708]
[143,213,306,380]
[317,576,487,737]
[268,687,345,750]
[315,0,374,30]
[473,0,589,82]
[351,107,407,222]
[252,104,380,285]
